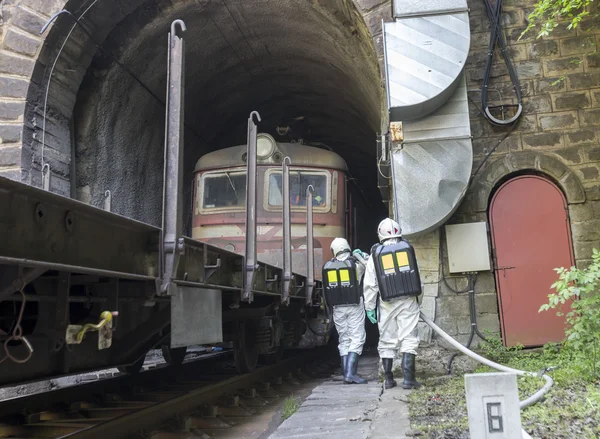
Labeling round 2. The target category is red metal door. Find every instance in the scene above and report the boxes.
[490,175,574,347]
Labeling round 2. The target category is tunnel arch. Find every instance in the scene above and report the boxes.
[6,0,388,229]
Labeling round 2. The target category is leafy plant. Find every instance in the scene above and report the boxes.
[282,395,300,420]
[540,248,600,380]
[521,0,595,39]
[477,331,523,363]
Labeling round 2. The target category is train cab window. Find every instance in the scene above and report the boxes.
[201,171,247,211]
[266,169,330,211]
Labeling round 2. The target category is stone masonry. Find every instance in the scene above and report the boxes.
[414,0,600,347]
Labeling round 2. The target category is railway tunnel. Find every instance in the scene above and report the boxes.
[27,0,387,236]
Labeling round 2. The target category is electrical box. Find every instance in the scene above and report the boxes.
[445,222,491,273]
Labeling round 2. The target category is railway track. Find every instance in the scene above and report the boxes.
[0,349,335,439]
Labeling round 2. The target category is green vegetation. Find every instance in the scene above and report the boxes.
[540,248,600,380]
[408,342,600,438]
[282,395,300,420]
[408,249,600,438]
[522,0,595,38]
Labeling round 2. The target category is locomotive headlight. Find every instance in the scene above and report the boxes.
[224,243,235,252]
[256,134,276,159]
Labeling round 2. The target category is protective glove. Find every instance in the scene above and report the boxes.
[366,310,377,324]
[352,249,367,259]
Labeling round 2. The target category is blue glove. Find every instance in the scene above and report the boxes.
[352,249,367,259]
[366,310,377,324]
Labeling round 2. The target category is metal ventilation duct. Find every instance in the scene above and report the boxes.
[383,0,473,238]
[384,0,470,121]
[391,75,472,238]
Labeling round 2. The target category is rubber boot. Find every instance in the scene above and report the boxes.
[401,353,422,389]
[382,358,396,389]
[340,355,348,375]
[343,352,367,384]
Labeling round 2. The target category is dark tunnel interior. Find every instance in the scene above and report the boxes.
[64,0,386,242]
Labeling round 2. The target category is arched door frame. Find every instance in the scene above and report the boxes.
[488,173,575,346]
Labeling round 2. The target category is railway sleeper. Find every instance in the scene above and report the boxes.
[0,351,329,439]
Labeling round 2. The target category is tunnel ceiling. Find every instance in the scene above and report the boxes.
[70,0,384,225]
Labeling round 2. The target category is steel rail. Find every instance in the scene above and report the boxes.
[59,352,321,439]
[0,351,231,419]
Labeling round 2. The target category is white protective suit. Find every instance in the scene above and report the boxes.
[332,252,366,356]
[363,239,420,358]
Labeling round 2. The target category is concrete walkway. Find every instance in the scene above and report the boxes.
[268,355,413,439]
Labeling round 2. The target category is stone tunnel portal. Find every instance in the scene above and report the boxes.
[28,0,385,236]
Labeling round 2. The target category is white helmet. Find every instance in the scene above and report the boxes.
[330,237,351,257]
[377,218,402,242]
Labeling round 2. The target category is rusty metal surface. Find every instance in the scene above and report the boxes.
[0,176,159,280]
[258,249,323,280]
[0,175,320,300]
[194,142,348,172]
[490,176,573,347]
[160,19,187,296]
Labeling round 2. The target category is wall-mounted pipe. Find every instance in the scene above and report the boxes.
[282,157,292,304]
[243,111,261,303]
[306,184,315,304]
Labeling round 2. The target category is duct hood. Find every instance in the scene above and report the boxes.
[383,0,473,238]
[384,0,470,122]
[391,76,472,237]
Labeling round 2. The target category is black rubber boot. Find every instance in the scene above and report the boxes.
[343,352,367,384]
[401,353,422,389]
[382,358,396,389]
[340,355,348,375]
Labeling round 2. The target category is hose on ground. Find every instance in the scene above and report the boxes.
[420,312,553,439]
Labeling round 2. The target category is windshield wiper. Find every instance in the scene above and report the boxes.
[225,172,237,196]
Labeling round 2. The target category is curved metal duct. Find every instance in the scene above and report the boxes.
[391,76,472,237]
[384,0,470,121]
[383,0,473,238]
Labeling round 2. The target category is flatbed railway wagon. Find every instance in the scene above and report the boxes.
[0,22,338,386]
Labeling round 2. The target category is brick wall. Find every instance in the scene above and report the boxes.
[421,0,600,345]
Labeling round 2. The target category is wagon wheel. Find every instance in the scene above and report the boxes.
[233,320,259,373]
[117,355,145,374]
[162,345,187,366]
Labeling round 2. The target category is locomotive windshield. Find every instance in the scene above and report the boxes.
[202,171,247,209]
[267,170,329,208]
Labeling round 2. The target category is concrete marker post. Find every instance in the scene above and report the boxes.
[465,372,522,438]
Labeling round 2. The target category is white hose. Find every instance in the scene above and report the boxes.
[353,252,368,267]
[420,312,553,439]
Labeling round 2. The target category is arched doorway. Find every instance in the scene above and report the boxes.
[489,175,574,347]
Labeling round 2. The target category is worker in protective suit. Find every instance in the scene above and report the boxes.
[363,218,422,390]
[323,238,368,384]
